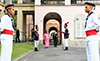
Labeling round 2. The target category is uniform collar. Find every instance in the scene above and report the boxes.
[5,13,11,17]
[87,12,94,17]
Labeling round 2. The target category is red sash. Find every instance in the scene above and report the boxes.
[85,29,97,37]
[2,29,13,35]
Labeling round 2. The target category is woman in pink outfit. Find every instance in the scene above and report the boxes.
[43,31,50,48]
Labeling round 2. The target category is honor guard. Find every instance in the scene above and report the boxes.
[85,2,100,61]
[61,22,69,51]
[0,4,15,61]
[34,25,39,51]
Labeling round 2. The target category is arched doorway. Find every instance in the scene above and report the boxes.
[43,12,62,44]
[49,27,58,33]
[49,27,58,45]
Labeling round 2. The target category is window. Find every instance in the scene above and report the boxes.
[12,0,18,4]
[75,14,86,38]
[71,0,100,5]
[23,0,34,4]
[41,0,65,5]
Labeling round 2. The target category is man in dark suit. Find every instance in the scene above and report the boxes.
[16,28,20,43]
[53,32,58,47]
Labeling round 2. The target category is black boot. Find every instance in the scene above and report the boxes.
[64,47,68,51]
[34,48,38,51]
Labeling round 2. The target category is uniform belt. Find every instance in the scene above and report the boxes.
[85,29,97,37]
[2,29,13,35]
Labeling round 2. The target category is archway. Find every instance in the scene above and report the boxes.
[49,27,58,45]
[49,27,58,33]
[43,12,62,44]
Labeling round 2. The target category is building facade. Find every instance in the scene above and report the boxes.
[0,0,35,41]
[0,0,100,46]
[35,0,100,46]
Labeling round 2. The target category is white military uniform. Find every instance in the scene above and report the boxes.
[35,40,39,48]
[85,12,100,61]
[0,14,14,61]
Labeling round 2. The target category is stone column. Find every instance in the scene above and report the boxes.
[65,0,71,5]
[1,0,4,3]
[61,20,65,45]
[17,10,24,41]
[39,20,43,45]
[0,3,4,17]
[62,20,65,41]
[17,0,22,4]
[35,0,41,5]
[5,0,12,5]
[23,14,26,42]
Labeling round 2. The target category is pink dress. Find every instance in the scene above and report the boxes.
[43,33,50,47]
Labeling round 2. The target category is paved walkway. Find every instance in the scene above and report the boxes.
[19,45,87,61]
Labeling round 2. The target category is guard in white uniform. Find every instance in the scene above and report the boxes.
[84,2,100,61]
[0,4,15,61]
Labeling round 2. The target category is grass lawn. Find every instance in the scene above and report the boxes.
[0,43,35,60]
[0,43,42,60]
[12,43,35,60]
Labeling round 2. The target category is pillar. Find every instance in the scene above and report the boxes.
[5,0,12,5]
[65,0,71,5]
[17,10,24,41]
[35,0,41,5]
[23,14,26,41]
[0,0,4,3]
[39,20,43,45]
[62,20,65,41]
[17,0,22,4]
